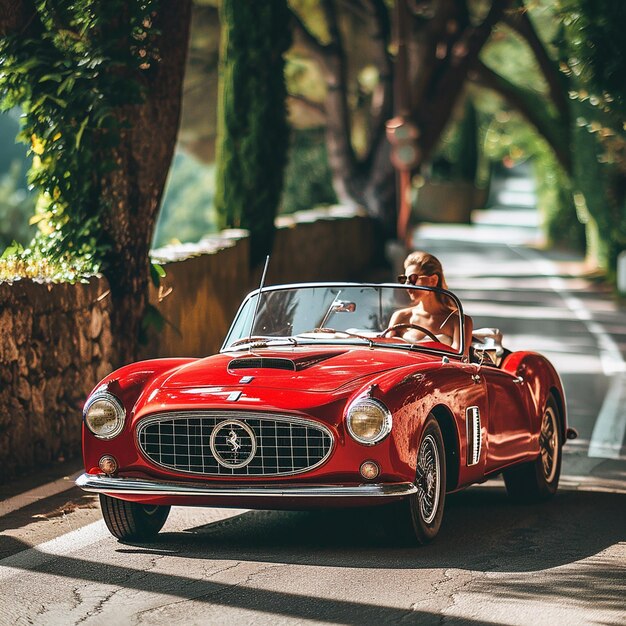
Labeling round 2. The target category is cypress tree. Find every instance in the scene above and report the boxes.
[214,0,291,267]
[455,99,479,185]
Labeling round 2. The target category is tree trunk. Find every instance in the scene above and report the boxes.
[471,60,571,173]
[98,0,192,366]
[290,0,396,230]
[291,0,511,238]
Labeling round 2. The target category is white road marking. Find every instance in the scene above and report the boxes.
[0,507,250,582]
[0,471,82,518]
[588,374,626,458]
[511,246,626,459]
[0,520,109,581]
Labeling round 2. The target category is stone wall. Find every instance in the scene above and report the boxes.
[0,208,381,481]
[148,207,380,357]
[0,278,114,480]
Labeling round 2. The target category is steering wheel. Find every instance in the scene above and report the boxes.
[378,323,439,343]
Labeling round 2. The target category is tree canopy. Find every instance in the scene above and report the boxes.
[285,0,626,273]
[1,0,626,373]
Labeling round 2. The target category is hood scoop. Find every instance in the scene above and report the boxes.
[228,352,342,372]
[229,357,296,371]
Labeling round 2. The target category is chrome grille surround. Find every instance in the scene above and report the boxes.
[136,411,334,477]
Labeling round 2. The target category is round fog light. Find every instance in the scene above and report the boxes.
[360,460,380,480]
[99,455,118,475]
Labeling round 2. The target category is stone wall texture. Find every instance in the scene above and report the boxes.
[0,278,114,481]
[0,208,381,482]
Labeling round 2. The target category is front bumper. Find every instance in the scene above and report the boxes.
[76,473,417,498]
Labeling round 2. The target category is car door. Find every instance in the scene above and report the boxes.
[478,365,533,473]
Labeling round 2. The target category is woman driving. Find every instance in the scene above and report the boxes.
[388,250,473,357]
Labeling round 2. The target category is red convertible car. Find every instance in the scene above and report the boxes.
[77,282,575,544]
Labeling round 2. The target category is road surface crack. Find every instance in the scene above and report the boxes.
[71,586,83,611]
[397,569,477,623]
[130,561,247,624]
[75,586,122,624]
[440,569,479,621]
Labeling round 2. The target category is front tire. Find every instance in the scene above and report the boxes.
[394,415,447,545]
[504,395,562,502]
[99,494,170,541]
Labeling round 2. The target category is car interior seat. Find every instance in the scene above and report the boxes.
[471,327,505,367]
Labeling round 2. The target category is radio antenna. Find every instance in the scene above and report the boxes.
[248,255,270,349]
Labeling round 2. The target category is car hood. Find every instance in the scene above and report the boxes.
[159,346,436,393]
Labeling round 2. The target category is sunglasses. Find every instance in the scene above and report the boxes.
[397,273,431,285]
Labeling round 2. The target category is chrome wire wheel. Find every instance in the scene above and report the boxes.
[503,394,562,502]
[540,405,559,483]
[393,415,446,545]
[416,433,441,524]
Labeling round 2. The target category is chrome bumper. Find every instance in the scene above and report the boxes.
[76,473,417,498]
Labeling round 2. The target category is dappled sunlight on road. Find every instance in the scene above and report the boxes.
[3,486,625,624]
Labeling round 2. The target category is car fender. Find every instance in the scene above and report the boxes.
[501,351,567,440]
[86,358,197,416]
[82,358,197,474]
[345,360,486,490]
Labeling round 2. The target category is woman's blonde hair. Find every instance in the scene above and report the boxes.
[404,251,448,290]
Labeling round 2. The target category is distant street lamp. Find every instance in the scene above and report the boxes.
[386,117,421,171]
[386,115,420,246]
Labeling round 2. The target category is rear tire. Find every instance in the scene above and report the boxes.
[393,415,446,545]
[504,395,562,502]
[99,494,170,541]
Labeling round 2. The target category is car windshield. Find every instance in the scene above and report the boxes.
[222,283,466,356]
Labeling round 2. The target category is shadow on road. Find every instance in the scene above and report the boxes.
[125,486,625,573]
[1,486,624,621]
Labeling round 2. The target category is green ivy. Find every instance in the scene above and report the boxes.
[0,0,160,280]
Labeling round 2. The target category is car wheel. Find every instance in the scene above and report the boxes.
[393,415,447,545]
[504,395,562,502]
[99,494,170,541]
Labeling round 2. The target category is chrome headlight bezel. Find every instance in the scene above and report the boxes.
[345,397,393,446]
[83,392,126,440]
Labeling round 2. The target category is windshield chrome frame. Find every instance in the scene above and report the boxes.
[220,282,467,358]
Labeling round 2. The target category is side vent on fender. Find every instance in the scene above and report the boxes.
[466,406,481,466]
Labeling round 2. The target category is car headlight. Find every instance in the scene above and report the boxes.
[83,392,126,440]
[346,397,392,445]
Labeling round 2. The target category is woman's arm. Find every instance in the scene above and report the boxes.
[463,315,473,359]
[386,308,409,335]
[451,313,473,358]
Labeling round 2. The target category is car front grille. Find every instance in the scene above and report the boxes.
[136,411,334,477]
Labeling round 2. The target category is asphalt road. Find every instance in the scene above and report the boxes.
[1,183,625,625]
